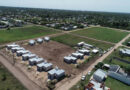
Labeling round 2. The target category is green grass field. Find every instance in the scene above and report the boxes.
[105,77,130,90]
[71,27,129,43]
[52,34,113,50]
[0,25,60,44]
[0,64,26,90]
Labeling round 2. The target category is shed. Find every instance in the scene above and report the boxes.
[93,69,107,83]
[29,40,36,46]
[37,38,43,44]
[37,62,53,72]
[22,53,36,61]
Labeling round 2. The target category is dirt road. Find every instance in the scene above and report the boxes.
[0,55,43,90]
[56,34,130,90]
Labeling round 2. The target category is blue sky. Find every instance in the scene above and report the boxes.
[0,0,130,13]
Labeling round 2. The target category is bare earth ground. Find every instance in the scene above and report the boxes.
[21,41,79,75]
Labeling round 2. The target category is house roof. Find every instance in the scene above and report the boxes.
[78,49,90,53]
[109,65,120,72]
[48,68,65,75]
[94,69,107,79]
[120,48,130,55]
[37,62,52,68]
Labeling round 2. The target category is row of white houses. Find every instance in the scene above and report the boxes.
[6,43,65,80]
[28,37,50,46]
[64,48,90,64]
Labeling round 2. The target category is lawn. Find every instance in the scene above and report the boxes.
[103,47,130,68]
[105,77,130,90]
[71,27,129,43]
[51,34,113,50]
[0,25,60,44]
[0,64,26,90]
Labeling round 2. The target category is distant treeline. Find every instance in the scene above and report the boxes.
[0,6,130,30]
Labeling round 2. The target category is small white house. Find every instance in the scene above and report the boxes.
[84,43,93,48]
[92,49,99,54]
[16,50,30,56]
[72,52,84,59]
[29,40,36,46]
[6,44,19,50]
[11,47,24,53]
[93,69,107,83]
[37,62,53,72]
[44,37,50,42]
[64,56,77,64]
[77,42,85,47]
[48,67,65,80]
[22,53,36,61]
[78,49,90,55]
[29,57,44,66]
[37,38,43,44]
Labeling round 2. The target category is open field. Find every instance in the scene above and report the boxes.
[71,27,129,43]
[105,77,130,90]
[51,34,113,50]
[0,63,27,90]
[0,25,61,44]
[103,47,130,67]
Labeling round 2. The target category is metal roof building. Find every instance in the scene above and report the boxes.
[7,44,19,50]
[48,67,65,80]
[16,50,30,56]
[93,69,107,83]
[119,48,130,56]
[11,47,24,53]
[64,55,77,64]
[37,62,53,72]
[72,52,84,59]
[37,38,43,44]
[29,40,36,46]
[78,49,90,55]
[29,57,44,66]
[22,53,36,61]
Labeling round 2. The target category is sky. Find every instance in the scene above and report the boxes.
[0,0,130,13]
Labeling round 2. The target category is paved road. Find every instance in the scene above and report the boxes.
[0,55,43,90]
[56,34,130,90]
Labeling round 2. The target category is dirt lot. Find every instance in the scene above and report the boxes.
[21,41,81,74]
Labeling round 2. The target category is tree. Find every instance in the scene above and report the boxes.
[1,73,7,81]
[95,62,104,69]
[124,65,130,74]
